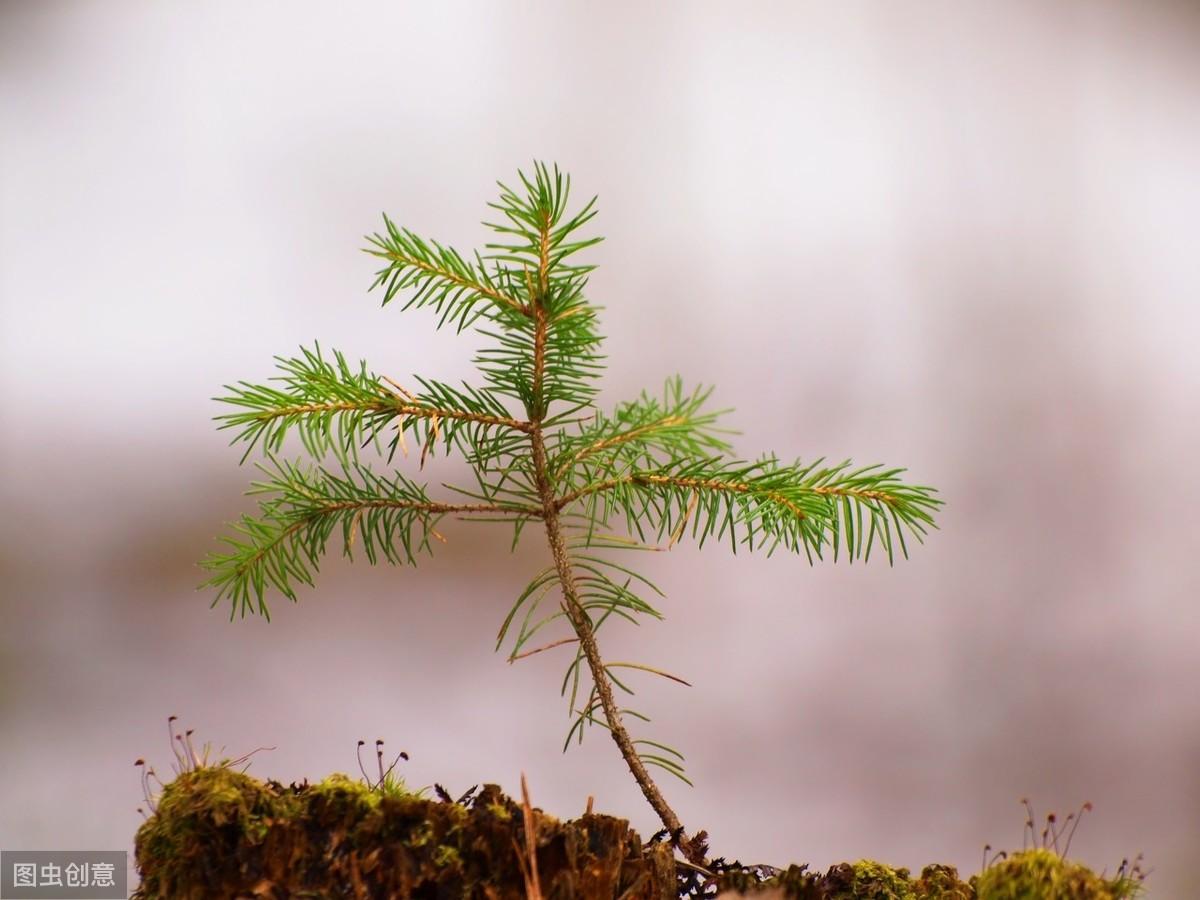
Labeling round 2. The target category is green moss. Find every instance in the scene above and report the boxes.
[917,864,973,899]
[407,819,435,847]
[133,766,1141,900]
[725,858,973,899]
[136,766,291,853]
[133,767,299,899]
[726,854,1138,900]
[857,859,914,898]
[309,770,421,806]
[974,849,1140,900]
[826,859,915,899]
[486,800,512,821]
[134,769,671,899]
[309,772,380,805]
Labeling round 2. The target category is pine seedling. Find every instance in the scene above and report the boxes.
[200,163,942,864]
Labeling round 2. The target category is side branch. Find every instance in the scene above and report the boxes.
[556,473,899,516]
[554,415,686,478]
[246,399,533,434]
[234,498,541,575]
[303,498,542,518]
[372,248,531,318]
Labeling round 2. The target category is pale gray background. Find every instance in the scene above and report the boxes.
[2,1,1198,895]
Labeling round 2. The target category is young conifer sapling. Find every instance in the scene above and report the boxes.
[200,163,942,865]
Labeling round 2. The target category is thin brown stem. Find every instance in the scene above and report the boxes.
[524,216,702,863]
[531,428,697,857]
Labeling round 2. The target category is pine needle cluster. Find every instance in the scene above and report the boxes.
[200,163,941,864]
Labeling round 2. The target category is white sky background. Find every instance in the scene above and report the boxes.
[2,1,1199,894]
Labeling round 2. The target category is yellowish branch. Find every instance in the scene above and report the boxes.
[246,399,533,434]
[554,415,686,479]
[372,249,531,318]
[556,473,900,519]
[233,499,542,580]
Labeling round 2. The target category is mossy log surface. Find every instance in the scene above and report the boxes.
[132,767,1139,899]
[134,768,675,899]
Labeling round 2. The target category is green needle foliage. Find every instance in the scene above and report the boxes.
[200,163,942,864]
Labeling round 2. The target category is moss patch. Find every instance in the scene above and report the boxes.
[134,766,674,899]
[133,767,1143,899]
[973,849,1141,900]
[719,860,964,899]
[719,855,1141,900]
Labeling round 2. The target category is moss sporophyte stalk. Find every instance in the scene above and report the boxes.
[199,163,943,866]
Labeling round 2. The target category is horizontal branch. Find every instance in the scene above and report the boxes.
[304,498,542,518]
[216,346,531,469]
[364,236,533,320]
[203,454,548,618]
[232,497,541,580]
[549,379,731,485]
[378,249,531,317]
[557,473,901,514]
[554,415,686,479]
[553,458,941,564]
[243,398,533,434]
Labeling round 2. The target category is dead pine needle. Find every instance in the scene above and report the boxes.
[514,772,543,900]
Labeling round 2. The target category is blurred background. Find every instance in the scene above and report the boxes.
[2,0,1198,894]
